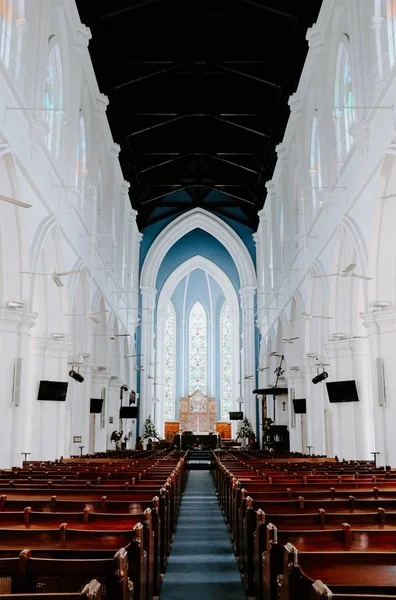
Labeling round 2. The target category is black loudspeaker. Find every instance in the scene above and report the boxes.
[90,398,103,414]
[120,406,138,419]
[229,411,243,420]
[293,399,306,414]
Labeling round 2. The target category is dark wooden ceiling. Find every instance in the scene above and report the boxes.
[75,0,323,231]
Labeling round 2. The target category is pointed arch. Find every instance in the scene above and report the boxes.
[140,208,256,291]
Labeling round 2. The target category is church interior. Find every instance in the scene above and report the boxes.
[2,0,396,598]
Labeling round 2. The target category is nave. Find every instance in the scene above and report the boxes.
[160,470,246,600]
[1,447,396,598]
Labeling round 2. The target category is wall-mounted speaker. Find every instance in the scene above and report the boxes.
[12,358,22,407]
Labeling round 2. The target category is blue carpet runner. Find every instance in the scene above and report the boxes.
[160,470,246,599]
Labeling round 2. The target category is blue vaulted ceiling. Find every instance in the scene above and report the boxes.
[155,229,240,294]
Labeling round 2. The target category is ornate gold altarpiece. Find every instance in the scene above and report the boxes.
[179,390,217,433]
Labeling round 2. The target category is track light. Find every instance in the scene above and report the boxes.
[312,371,328,385]
[69,369,84,383]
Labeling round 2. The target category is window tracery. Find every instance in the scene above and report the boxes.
[189,301,207,394]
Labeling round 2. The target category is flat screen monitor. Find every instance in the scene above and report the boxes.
[90,398,103,414]
[326,380,359,403]
[293,399,306,414]
[38,380,68,401]
[120,406,138,419]
[229,411,243,420]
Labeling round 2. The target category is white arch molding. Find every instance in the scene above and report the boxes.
[155,255,240,436]
[139,208,257,434]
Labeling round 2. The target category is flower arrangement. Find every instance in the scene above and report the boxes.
[110,430,123,450]
[236,417,253,440]
[143,415,159,440]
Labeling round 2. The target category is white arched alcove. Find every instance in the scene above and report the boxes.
[155,255,240,436]
[139,208,257,433]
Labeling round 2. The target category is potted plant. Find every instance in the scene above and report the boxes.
[143,415,159,443]
[110,430,123,451]
[236,417,253,448]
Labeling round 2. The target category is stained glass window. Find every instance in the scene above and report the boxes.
[0,0,12,68]
[75,112,87,189]
[335,41,355,159]
[220,301,232,420]
[189,301,207,394]
[387,0,396,67]
[269,235,274,288]
[164,302,176,420]
[310,116,322,211]
[44,41,64,160]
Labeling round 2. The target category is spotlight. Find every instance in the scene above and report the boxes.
[69,369,84,383]
[312,371,328,385]
[121,385,128,392]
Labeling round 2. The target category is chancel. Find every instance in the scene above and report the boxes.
[3,0,396,597]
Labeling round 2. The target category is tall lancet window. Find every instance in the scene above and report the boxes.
[0,0,12,68]
[387,0,396,67]
[44,39,64,160]
[335,40,355,159]
[220,301,232,420]
[75,112,87,188]
[164,301,176,420]
[310,116,322,211]
[189,301,207,394]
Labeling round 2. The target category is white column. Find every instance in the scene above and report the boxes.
[24,337,73,462]
[68,358,94,459]
[0,308,37,468]
[285,371,306,453]
[107,378,122,450]
[90,370,111,453]
[323,337,374,460]
[360,308,396,466]
[240,286,257,430]
[371,17,385,85]
[139,286,157,434]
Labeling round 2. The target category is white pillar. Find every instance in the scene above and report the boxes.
[323,337,374,461]
[0,308,37,468]
[360,308,396,466]
[24,337,73,462]
[240,286,257,430]
[90,370,111,453]
[139,286,157,434]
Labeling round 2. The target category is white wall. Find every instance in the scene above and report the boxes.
[256,0,396,464]
[0,0,140,467]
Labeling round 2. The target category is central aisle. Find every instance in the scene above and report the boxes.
[160,470,246,600]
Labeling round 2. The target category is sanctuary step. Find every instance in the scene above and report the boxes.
[187,450,212,470]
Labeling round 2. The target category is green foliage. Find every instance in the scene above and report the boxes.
[236,417,253,440]
[143,415,159,440]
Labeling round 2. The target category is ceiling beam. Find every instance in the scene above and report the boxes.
[213,62,282,89]
[101,0,162,19]
[236,0,297,20]
[114,63,182,89]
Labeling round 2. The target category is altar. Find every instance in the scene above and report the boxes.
[179,390,216,433]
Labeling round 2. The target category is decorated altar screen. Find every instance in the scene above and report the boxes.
[179,390,216,433]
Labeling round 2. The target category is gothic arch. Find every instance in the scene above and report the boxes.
[140,208,256,292]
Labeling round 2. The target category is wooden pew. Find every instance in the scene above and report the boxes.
[279,544,396,599]
[0,577,101,599]
[0,525,144,599]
